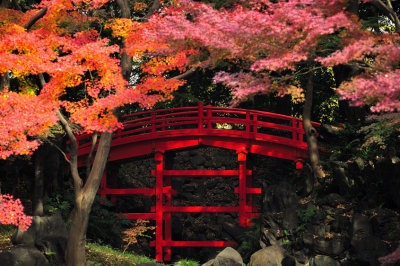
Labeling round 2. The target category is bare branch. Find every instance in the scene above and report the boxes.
[86,132,98,178]
[144,0,160,20]
[116,0,130,18]
[371,0,400,33]
[56,110,83,192]
[24,7,48,30]
[172,67,198,80]
[44,139,71,164]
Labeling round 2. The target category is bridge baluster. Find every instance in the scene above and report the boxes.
[245,111,250,138]
[237,150,248,227]
[292,118,297,141]
[155,150,165,262]
[253,114,258,135]
[152,112,156,133]
[198,102,204,130]
[206,105,212,129]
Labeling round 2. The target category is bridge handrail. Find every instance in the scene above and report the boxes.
[75,103,320,151]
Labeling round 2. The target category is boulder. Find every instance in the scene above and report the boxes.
[0,245,50,266]
[249,245,286,266]
[310,255,339,266]
[11,214,68,265]
[214,247,243,266]
[351,213,388,265]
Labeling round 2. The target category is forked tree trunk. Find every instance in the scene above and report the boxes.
[65,131,113,266]
[303,71,326,179]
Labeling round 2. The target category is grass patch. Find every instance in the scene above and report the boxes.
[174,259,199,266]
[86,242,156,266]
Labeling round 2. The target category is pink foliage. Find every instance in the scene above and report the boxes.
[130,0,400,113]
[0,194,32,232]
[379,244,400,266]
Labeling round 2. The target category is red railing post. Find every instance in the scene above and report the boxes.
[253,114,258,135]
[206,105,212,129]
[237,150,247,227]
[245,111,250,138]
[152,111,156,133]
[292,118,297,141]
[155,150,165,262]
[198,102,204,130]
[298,120,304,142]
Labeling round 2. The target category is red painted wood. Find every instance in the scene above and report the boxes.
[78,104,323,262]
[151,169,252,177]
[238,151,247,227]
[163,206,239,212]
[155,150,164,262]
[150,241,237,247]
[234,187,261,194]
[76,103,320,165]
[122,213,156,219]
[103,188,155,195]
[164,174,172,261]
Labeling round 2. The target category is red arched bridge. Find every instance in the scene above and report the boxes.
[76,103,319,262]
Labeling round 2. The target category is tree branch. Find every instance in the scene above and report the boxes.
[172,67,198,80]
[144,0,160,20]
[44,139,71,164]
[56,110,83,192]
[86,132,98,178]
[371,0,400,33]
[303,69,325,180]
[24,7,48,30]
[116,0,133,81]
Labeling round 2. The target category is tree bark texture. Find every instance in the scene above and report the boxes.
[303,71,326,179]
[33,147,45,216]
[65,131,113,266]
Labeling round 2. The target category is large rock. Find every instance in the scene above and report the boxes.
[0,245,50,266]
[214,247,243,266]
[351,213,388,265]
[11,214,68,265]
[310,255,339,266]
[249,245,289,266]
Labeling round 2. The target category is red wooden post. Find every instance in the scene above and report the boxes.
[206,105,212,129]
[164,155,173,261]
[198,102,204,130]
[296,158,304,175]
[298,120,304,142]
[246,161,253,225]
[155,150,165,262]
[292,118,297,141]
[237,150,247,227]
[245,111,250,138]
[152,112,156,133]
[253,114,258,135]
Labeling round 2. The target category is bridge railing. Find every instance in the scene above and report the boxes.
[75,103,319,150]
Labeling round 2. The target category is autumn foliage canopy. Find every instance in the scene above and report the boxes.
[0,0,189,159]
[1,0,400,237]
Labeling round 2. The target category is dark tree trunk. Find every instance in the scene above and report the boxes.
[303,71,325,179]
[65,131,113,266]
[33,147,45,216]
[0,73,10,91]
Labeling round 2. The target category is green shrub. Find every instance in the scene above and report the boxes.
[44,193,131,247]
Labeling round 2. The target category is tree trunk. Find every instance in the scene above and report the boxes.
[303,71,325,179]
[65,131,113,266]
[33,147,45,216]
[0,73,10,91]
